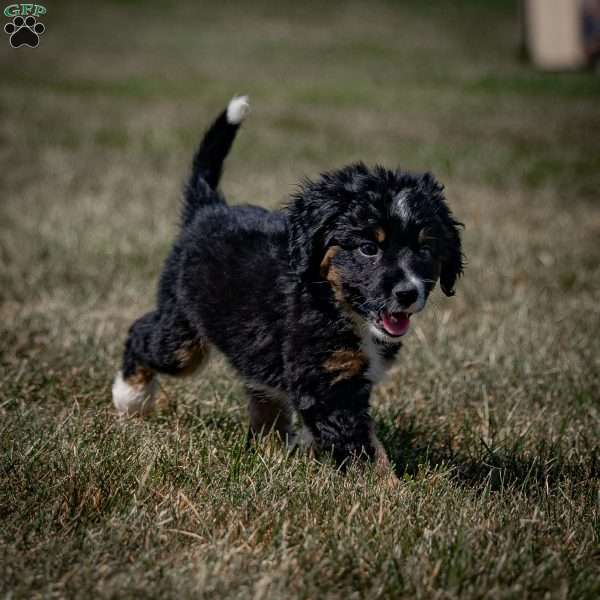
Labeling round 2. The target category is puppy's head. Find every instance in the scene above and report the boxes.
[288,163,463,343]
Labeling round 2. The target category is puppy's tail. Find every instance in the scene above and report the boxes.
[182,95,250,226]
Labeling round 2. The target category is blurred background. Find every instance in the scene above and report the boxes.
[1,0,598,295]
[523,0,600,69]
[1,1,599,596]
[2,0,598,368]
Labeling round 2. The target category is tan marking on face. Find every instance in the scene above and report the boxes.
[320,245,339,278]
[126,367,154,390]
[323,349,367,384]
[327,266,345,300]
[374,228,386,243]
[320,245,347,304]
[175,341,209,376]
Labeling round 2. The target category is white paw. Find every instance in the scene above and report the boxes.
[112,371,158,416]
[226,95,250,125]
[287,426,315,453]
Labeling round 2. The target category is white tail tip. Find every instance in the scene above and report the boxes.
[226,95,250,125]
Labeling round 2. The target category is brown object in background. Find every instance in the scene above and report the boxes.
[582,0,600,64]
[524,0,586,69]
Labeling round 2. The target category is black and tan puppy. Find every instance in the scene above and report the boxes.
[112,96,463,470]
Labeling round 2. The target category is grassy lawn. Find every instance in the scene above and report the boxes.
[1,1,599,597]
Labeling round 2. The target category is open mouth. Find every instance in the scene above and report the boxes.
[376,311,411,338]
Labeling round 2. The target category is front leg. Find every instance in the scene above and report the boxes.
[291,368,390,470]
[283,288,393,473]
[303,398,375,467]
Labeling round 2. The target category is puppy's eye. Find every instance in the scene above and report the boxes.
[419,245,433,257]
[358,242,380,257]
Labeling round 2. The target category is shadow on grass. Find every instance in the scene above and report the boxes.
[378,416,599,495]
[153,402,598,498]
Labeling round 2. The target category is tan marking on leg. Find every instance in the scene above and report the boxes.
[369,424,399,487]
[113,368,158,416]
[374,227,386,243]
[175,341,209,376]
[126,366,154,389]
[323,349,367,384]
[372,434,391,469]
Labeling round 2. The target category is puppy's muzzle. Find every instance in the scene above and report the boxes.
[391,279,424,313]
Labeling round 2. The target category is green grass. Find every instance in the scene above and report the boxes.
[1,1,599,598]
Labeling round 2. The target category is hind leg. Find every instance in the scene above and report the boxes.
[246,386,293,444]
[112,310,209,415]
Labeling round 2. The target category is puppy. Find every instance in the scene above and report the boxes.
[112,96,463,470]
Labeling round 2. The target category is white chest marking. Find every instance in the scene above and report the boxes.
[361,333,392,385]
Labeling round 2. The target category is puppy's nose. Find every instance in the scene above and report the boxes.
[394,287,419,307]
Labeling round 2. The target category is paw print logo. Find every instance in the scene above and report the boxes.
[4,15,45,48]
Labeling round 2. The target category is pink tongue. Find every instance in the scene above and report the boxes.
[382,312,410,336]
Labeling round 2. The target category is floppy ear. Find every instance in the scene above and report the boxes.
[439,217,464,297]
[288,214,321,282]
[287,185,337,283]
[417,173,464,296]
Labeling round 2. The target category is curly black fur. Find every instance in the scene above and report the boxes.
[113,98,464,470]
